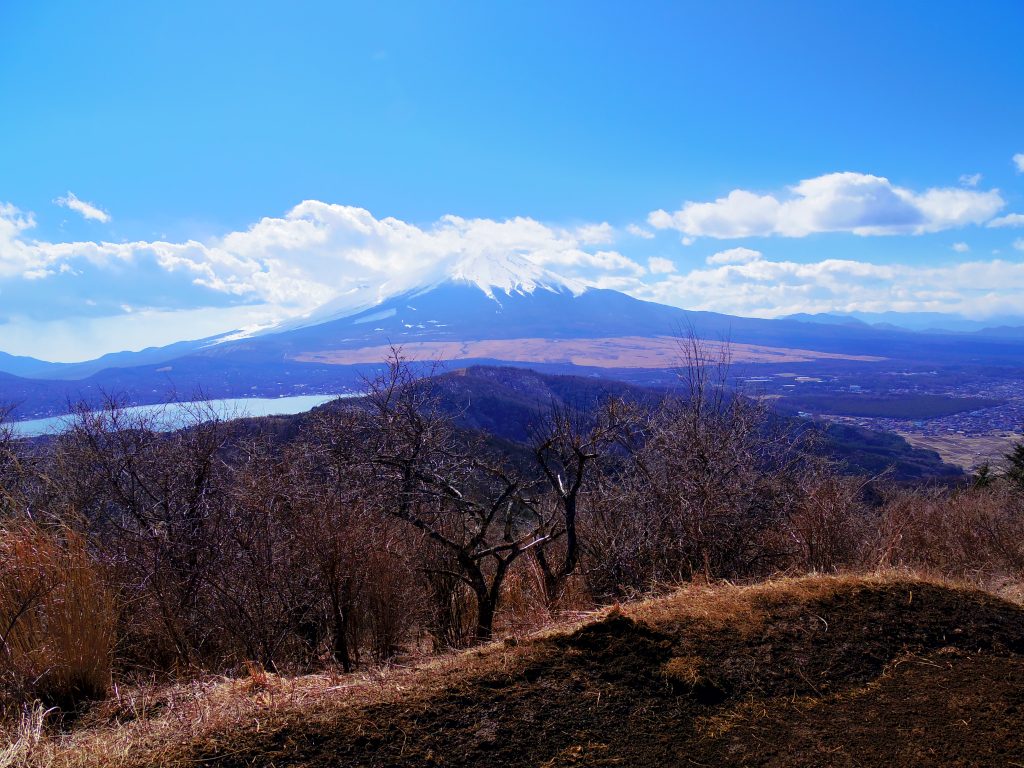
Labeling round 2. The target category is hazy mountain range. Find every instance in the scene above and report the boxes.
[784,311,1024,334]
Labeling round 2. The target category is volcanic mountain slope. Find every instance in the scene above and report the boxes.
[56,574,1024,767]
[199,278,1023,365]
[217,252,1024,362]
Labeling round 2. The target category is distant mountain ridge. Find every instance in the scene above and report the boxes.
[784,310,1024,334]
[0,337,227,381]
[273,365,958,482]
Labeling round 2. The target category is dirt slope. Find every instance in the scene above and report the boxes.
[69,575,1024,767]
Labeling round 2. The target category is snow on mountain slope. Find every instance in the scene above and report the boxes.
[249,251,586,339]
[445,251,585,299]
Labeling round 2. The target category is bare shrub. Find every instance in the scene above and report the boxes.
[781,471,871,573]
[416,541,477,651]
[874,484,1024,579]
[355,546,418,664]
[579,473,667,600]
[291,410,422,667]
[583,333,811,597]
[198,437,302,672]
[0,408,23,517]
[0,522,115,713]
[0,408,46,522]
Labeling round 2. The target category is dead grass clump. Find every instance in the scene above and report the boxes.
[0,523,116,714]
[0,702,51,768]
[661,654,701,687]
[874,485,1024,579]
[622,569,1008,639]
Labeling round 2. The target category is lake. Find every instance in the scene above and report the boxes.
[9,393,353,437]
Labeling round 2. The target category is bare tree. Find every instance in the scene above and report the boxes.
[583,331,813,595]
[530,398,639,603]
[350,355,556,642]
[283,413,420,669]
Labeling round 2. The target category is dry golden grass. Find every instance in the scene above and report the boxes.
[898,430,1018,471]
[291,336,885,368]
[0,524,115,714]
[0,704,51,768]
[5,634,554,767]
[620,570,937,630]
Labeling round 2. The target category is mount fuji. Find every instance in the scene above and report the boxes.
[3,253,1024,420]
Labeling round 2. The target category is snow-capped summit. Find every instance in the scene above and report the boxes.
[445,251,584,299]
[248,253,586,340]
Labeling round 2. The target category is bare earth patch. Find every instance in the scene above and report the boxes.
[290,336,886,368]
[898,431,1019,470]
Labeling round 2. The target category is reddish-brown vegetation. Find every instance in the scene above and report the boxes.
[1,345,1023,766]
[7,574,1023,767]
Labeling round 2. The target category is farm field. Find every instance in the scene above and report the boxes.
[898,431,1019,471]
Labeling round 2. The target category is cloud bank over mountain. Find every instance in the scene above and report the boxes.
[2,169,1024,359]
[0,201,639,307]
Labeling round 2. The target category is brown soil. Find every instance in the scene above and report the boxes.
[160,576,1024,768]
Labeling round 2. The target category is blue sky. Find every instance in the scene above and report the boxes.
[1,1,1023,360]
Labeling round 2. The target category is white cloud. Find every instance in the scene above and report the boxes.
[54,192,111,223]
[0,204,134,280]
[631,252,1024,321]
[988,213,1024,228]
[952,242,970,253]
[706,247,763,265]
[1015,238,1024,252]
[648,172,1004,239]
[0,200,644,310]
[573,222,615,245]
[647,256,675,274]
[959,173,982,187]
[1014,153,1024,173]
[626,223,655,239]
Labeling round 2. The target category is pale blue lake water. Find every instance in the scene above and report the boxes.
[9,394,353,437]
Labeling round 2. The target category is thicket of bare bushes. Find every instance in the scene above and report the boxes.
[1,347,1023,720]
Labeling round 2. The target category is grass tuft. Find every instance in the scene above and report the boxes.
[0,523,116,714]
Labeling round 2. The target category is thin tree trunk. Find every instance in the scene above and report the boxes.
[330,577,352,672]
[474,588,496,642]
